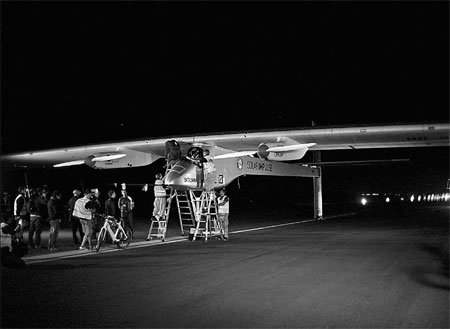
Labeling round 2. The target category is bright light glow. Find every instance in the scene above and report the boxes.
[92,154,126,162]
[427,194,431,202]
[445,193,450,202]
[417,195,421,202]
[385,197,390,203]
[401,197,404,201]
[361,198,367,206]
[53,160,85,167]
[410,195,415,202]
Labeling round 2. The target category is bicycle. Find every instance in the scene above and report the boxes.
[95,214,133,252]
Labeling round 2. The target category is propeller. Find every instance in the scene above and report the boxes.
[53,160,86,168]
[266,143,316,152]
[214,142,316,160]
[214,150,258,159]
[92,153,126,161]
[53,152,127,167]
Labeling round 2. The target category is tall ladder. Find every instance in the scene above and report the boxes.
[146,190,175,242]
[190,190,223,242]
[174,190,196,235]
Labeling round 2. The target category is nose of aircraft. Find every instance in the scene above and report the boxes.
[164,160,197,188]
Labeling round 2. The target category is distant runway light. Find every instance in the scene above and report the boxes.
[410,195,415,202]
[385,197,390,203]
[417,195,421,202]
[361,198,367,206]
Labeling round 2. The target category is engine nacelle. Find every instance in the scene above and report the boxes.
[257,138,312,161]
[85,149,161,169]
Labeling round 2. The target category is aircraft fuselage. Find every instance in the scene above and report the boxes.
[164,156,320,190]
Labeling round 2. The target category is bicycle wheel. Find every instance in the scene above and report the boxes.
[95,228,106,252]
[116,227,132,249]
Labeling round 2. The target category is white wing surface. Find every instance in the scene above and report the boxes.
[2,122,449,168]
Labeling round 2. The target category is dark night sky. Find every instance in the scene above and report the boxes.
[1,1,449,204]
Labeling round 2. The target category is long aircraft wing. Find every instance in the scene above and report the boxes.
[2,122,449,168]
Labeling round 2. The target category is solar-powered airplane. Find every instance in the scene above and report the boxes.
[2,122,449,219]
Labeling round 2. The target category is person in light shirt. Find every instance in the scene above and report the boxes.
[217,188,230,241]
[203,149,216,191]
[151,173,168,221]
[73,189,94,250]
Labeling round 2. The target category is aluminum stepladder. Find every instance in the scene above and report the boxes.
[146,191,173,242]
[190,190,223,242]
[174,189,196,235]
[147,162,185,242]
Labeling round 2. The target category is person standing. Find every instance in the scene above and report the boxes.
[1,192,13,224]
[217,188,230,241]
[118,189,134,231]
[105,190,119,218]
[188,147,206,188]
[104,190,119,244]
[151,173,167,221]
[203,149,216,191]
[90,188,102,241]
[13,187,29,238]
[68,189,83,245]
[47,190,63,251]
[73,189,94,250]
[28,189,45,249]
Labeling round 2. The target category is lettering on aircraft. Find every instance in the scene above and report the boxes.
[274,152,283,157]
[184,177,197,183]
[247,161,273,172]
[219,175,224,184]
[237,158,243,171]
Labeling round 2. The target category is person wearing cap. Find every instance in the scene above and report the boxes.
[47,190,63,251]
[217,188,230,241]
[73,189,94,250]
[68,189,83,245]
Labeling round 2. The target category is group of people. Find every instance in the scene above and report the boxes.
[1,151,230,264]
[0,186,135,255]
[151,172,230,240]
[69,188,134,250]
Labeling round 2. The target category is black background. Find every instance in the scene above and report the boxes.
[1,1,448,215]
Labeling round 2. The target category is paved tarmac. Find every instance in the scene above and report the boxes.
[1,205,449,328]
